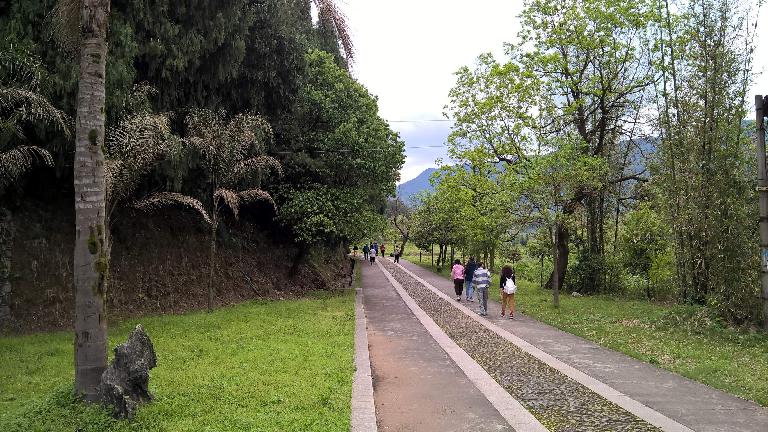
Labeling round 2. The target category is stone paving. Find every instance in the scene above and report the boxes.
[380,259,661,432]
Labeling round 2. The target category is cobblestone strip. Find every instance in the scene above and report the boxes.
[376,260,546,431]
[351,285,377,432]
[380,259,675,432]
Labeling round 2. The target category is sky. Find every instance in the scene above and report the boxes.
[343,1,768,184]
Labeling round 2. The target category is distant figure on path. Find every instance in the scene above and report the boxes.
[464,257,478,301]
[473,262,491,316]
[348,248,358,286]
[394,246,401,263]
[369,247,376,265]
[380,244,386,258]
[451,259,465,301]
[500,265,517,319]
[373,241,379,256]
[362,243,370,261]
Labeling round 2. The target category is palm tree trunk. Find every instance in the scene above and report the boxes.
[73,0,111,402]
[0,207,13,325]
[208,224,217,313]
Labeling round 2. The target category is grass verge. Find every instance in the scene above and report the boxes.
[0,291,355,431]
[400,257,768,407]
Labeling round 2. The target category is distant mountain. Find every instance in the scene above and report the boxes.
[396,168,437,205]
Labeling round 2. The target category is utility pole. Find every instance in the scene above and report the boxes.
[755,95,768,330]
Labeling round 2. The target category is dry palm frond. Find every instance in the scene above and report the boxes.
[0,145,53,191]
[227,113,273,153]
[105,112,175,207]
[0,88,71,137]
[229,155,283,184]
[49,0,83,56]
[313,0,355,63]
[0,49,72,137]
[134,192,212,225]
[238,188,276,212]
[214,188,241,220]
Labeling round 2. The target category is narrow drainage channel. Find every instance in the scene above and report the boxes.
[380,260,660,432]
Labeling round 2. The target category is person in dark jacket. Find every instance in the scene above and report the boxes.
[463,257,478,301]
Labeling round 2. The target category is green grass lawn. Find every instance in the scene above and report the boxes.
[401,257,768,407]
[0,290,355,431]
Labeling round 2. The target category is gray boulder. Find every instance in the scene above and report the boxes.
[98,324,157,419]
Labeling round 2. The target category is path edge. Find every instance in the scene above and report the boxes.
[377,260,548,432]
[351,276,377,432]
[393,259,695,432]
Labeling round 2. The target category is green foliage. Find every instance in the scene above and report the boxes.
[653,0,759,323]
[0,292,355,430]
[275,50,404,244]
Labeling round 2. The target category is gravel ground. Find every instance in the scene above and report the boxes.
[380,260,660,432]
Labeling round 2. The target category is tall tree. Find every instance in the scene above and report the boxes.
[653,0,759,322]
[58,0,113,401]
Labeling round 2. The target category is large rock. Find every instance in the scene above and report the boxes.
[98,324,157,419]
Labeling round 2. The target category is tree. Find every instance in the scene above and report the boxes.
[653,0,759,323]
[276,51,403,245]
[137,110,280,312]
[620,203,669,299]
[0,48,69,324]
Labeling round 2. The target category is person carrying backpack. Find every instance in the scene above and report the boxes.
[362,243,369,261]
[500,265,517,319]
[464,257,478,301]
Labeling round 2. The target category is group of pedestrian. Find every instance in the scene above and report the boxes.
[451,257,517,319]
[361,241,403,265]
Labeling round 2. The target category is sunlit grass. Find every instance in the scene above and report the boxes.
[0,291,355,431]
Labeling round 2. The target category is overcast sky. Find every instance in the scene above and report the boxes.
[344,1,768,184]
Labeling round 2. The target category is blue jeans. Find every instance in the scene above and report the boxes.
[464,279,474,300]
[478,285,489,315]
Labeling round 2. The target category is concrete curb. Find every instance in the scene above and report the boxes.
[377,260,548,432]
[392,260,695,432]
[351,283,377,432]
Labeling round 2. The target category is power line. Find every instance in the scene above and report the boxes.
[272,144,447,154]
[387,119,455,123]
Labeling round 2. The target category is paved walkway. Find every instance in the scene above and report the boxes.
[360,260,512,431]
[391,258,768,432]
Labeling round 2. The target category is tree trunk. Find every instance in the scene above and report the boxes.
[546,224,570,292]
[73,0,111,402]
[551,224,561,307]
[0,208,13,325]
[208,224,217,312]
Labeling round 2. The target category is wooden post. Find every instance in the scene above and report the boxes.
[756,95,768,330]
[431,244,434,269]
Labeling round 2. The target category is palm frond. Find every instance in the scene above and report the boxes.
[0,145,53,191]
[134,192,212,225]
[214,188,241,220]
[238,188,276,212]
[227,113,273,154]
[49,0,82,55]
[228,155,283,184]
[0,87,71,137]
[105,112,175,206]
[313,0,355,63]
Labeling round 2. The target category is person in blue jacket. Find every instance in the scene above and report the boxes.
[463,257,478,301]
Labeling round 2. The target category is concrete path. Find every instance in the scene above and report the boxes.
[396,258,768,432]
[360,260,512,431]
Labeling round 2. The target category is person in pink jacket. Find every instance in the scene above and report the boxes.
[451,259,465,301]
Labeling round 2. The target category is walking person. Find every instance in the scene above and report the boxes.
[500,265,517,319]
[380,244,386,259]
[451,259,465,301]
[464,257,478,301]
[394,245,401,263]
[473,262,491,316]
[362,243,369,261]
[373,241,379,256]
[369,247,376,265]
